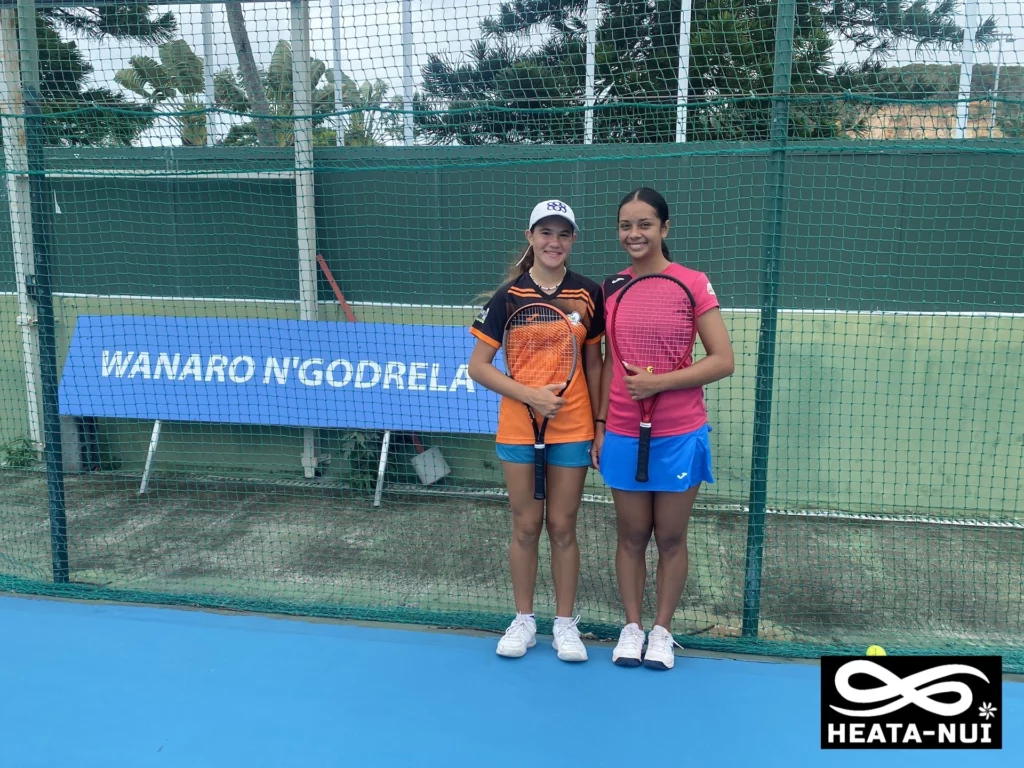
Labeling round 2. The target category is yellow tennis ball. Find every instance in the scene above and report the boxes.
[866,645,886,656]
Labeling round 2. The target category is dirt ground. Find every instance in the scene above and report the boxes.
[1,469,1021,653]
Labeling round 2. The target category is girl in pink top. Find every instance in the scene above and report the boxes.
[593,188,735,670]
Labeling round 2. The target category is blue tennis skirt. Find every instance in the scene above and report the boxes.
[600,425,714,492]
[496,440,593,468]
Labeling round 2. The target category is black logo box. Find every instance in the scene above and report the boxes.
[821,655,1002,750]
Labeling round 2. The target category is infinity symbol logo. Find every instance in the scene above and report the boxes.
[831,660,989,718]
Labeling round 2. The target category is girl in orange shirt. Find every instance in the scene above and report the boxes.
[468,200,605,662]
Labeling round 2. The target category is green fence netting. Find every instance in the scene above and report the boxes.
[0,0,1021,670]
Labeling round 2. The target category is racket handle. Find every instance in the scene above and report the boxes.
[635,423,652,483]
[534,444,547,500]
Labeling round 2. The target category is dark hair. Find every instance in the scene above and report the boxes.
[617,187,672,261]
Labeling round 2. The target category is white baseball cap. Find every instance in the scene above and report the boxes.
[529,199,579,232]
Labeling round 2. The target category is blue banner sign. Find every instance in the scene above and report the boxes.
[59,315,501,434]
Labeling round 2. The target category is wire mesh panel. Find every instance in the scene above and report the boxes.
[0,0,1022,668]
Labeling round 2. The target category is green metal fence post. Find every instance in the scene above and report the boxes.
[17,0,68,583]
[741,0,797,636]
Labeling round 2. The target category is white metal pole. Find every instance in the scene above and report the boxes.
[139,420,161,494]
[584,0,597,144]
[675,0,693,143]
[332,0,346,145]
[373,430,391,506]
[292,0,320,477]
[401,0,414,145]
[291,1,316,323]
[0,9,42,454]
[201,4,216,146]
[989,36,1002,138]
[989,35,1011,138]
[955,0,978,139]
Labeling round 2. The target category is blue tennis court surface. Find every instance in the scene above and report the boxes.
[1,595,1020,767]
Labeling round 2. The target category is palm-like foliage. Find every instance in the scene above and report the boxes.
[115,39,208,146]
[215,41,396,147]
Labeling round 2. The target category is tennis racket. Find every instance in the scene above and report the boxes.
[609,274,697,482]
[503,303,579,500]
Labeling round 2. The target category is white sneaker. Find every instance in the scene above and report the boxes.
[643,625,681,670]
[496,615,537,658]
[612,623,646,667]
[552,616,588,662]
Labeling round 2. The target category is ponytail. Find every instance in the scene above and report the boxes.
[474,245,535,304]
[478,219,571,302]
[506,245,535,282]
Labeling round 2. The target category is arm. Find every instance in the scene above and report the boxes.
[467,338,567,419]
[597,339,613,421]
[622,308,735,401]
[590,339,614,469]
[583,341,604,419]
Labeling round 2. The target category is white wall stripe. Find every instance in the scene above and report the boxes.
[0,293,1020,318]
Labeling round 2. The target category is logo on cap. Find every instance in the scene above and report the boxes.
[530,199,577,231]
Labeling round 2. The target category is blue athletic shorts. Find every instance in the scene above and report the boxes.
[496,440,593,468]
[599,424,714,492]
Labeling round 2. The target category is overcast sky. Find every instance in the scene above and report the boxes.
[65,0,1024,146]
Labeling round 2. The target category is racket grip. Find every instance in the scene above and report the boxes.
[534,444,547,500]
[635,423,652,483]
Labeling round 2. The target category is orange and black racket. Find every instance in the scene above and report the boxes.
[609,274,697,482]
[503,303,579,500]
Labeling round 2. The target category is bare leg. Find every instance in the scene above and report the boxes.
[612,489,655,628]
[544,464,588,617]
[651,485,700,631]
[503,461,544,614]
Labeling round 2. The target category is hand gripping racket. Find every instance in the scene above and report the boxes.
[503,303,579,500]
[609,274,697,482]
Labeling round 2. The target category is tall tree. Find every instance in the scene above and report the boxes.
[43,4,174,42]
[417,0,997,144]
[18,5,177,146]
[224,1,276,146]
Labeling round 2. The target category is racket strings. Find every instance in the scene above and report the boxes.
[613,282,696,374]
[505,309,577,388]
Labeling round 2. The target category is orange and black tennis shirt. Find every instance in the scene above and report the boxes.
[471,269,605,445]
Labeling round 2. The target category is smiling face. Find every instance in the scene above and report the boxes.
[526,216,576,270]
[618,199,669,263]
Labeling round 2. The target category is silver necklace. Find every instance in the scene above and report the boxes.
[530,266,566,292]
